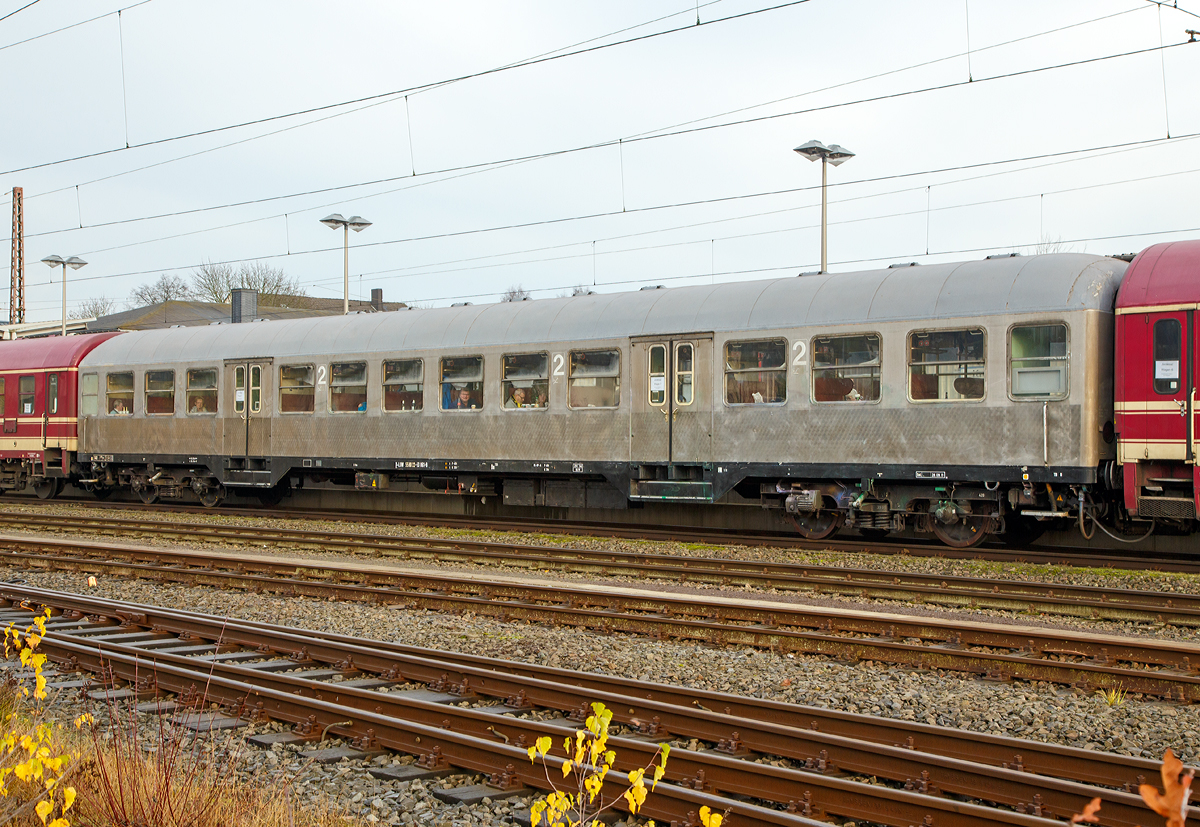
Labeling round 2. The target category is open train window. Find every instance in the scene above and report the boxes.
[19,376,34,416]
[80,374,98,416]
[1153,318,1183,395]
[330,362,368,413]
[908,328,985,401]
[569,349,620,409]
[280,365,315,413]
[383,359,423,411]
[503,352,548,409]
[187,369,218,415]
[106,372,133,415]
[441,356,483,410]
[1009,323,1068,399]
[145,370,175,415]
[725,339,787,405]
[812,334,880,403]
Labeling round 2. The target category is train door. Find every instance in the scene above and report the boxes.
[42,373,58,449]
[223,359,273,460]
[630,335,713,465]
[1132,311,1192,461]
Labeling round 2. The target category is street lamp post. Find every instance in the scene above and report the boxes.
[320,214,372,314]
[40,255,87,336]
[793,140,855,273]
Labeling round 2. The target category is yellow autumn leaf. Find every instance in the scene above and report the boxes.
[652,762,666,790]
[535,735,552,757]
[561,760,573,778]
[35,798,52,824]
[63,786,76,812]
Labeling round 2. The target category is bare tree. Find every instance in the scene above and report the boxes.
[1033,235,1073,255]
[501,284,531,302]
[70,295,118,320]
[129,274,193,307]
[190,260,310,307]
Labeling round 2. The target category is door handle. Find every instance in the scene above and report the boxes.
[1179,399,1188,417]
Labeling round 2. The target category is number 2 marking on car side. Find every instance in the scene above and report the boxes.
[316,365,327,386]
[792,341,807,369]
[552,354,565,382]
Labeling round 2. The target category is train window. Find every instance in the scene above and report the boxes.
[0,377,6,417]
[48,374,58,415]
[19,376,34,416]
[383,359,423,412]
[675,343,694,406]
[330,362,368,413]
[503,352,548,409]
[1009,324,1068,399]
[1153,318,1183,395]
[106,372,133,415]
[908,329,985,401]
[569,349,620,409]
[187,369,218,415]
[812,335,880,403]
[725,339,787,405]
[250,365,261,413]
[648,345,666,406]
[80,374,98,416]
[234,366,246,414]
[145,370,175,415]
[441,356,483,410]
[280,365,316,413]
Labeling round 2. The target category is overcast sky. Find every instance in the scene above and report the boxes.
[2,0,1198,322]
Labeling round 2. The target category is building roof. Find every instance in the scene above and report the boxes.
[280,295,407,313]
[0,331,122,369]
[85,300,340,332]
[1115,240,1200,311]
[79,252,1128,369]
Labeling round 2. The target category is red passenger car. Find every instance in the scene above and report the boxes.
[0,332,121,498]
[1114,240,1200,524]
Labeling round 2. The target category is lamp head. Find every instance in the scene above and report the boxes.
[346,216,372,233]
[320,213,347,229]
[793,140,829,162]
[40,255,65,267]
[824,144,855,166]
[65,256,87,270]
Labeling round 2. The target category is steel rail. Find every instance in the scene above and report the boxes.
[0,592,1160,827]
[3,536,1200,702]
[2,584,1165,795]
[9,497,1196,572]
[0,512,1195,625]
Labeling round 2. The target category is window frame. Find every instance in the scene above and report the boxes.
[721,338,789,407]
[502,351,549,411]
[1152,317,1184,396]
[648,345,667,407]
[186,368,219,416]
[106,371,134,416]
[907,327,987,403]
[1006,321,1069,401]
[329,361,369,414]
[144,369,176,416]
[18,375,34,416]
[568,348,621,410]
[80,373,98,417]
[279,363,316,414]
[440,355,485,411]
[383,358,424,412]
[47,373,58,415]
[674,342,695,407]
[808,332,882,405]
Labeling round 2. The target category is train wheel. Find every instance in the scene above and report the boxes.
[1002,516,1048,548]
[256,484,286,507]
[91,486,113,500]
[135,485,159,505]
[33,478,61,500]
[788,510,842,541]
[193,480,224,509]
[931,516,991,548]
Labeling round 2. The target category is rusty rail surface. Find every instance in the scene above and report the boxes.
[0,511,1195,625]
[0,587,1175,827]
[8,497,1194,572]
[2,535,1200,701]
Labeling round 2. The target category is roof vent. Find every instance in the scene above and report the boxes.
[888,262,919,268]
[986,253,1021,260]
[639,285,665,291]
[521,296,532,301]
[1111,253,1136,262]
[208,321,224,326]
[451,302,473,307]
[169,324,185,328]
[798,271,823,277]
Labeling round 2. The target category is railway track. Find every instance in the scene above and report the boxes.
[2,533,1199,701]
[12,496,1185,571]
[0,510,1195,625]
[0,585,1184,827]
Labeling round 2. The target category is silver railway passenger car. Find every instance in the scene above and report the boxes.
[74,251,1126,547]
